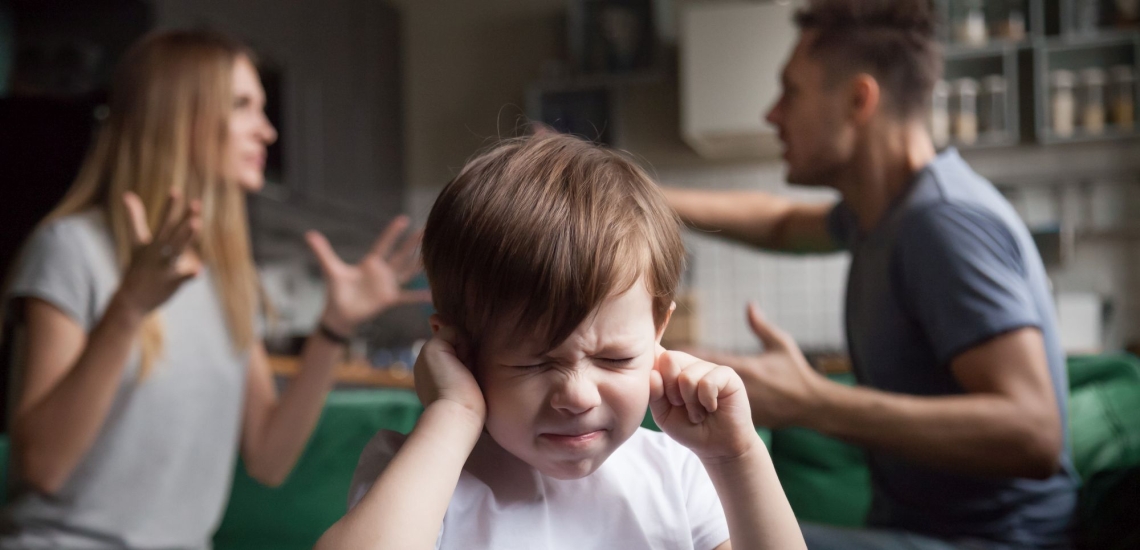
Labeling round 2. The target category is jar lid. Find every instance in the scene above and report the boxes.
[1080,67,1107,86]
[1051,69,1075,88]
[954,77,978,94]
[982,75,1007,93]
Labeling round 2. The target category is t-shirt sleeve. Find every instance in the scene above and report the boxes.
[894,204,1041,366]
[5,221,96,329]
[826,201,857,250]
[680,448,730,550]
[347,429,407,510]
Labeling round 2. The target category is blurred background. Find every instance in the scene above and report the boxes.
[1,0,1139,547]
[1,0,1139,374]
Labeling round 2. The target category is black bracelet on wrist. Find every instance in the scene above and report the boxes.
[317,322,352,346]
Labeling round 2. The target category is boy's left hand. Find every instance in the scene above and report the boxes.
[650,348,760,462]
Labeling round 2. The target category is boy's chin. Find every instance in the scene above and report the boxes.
[531,455,609,480]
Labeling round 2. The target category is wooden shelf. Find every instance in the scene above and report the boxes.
[268,355,415,389]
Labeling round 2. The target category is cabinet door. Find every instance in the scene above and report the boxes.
[680,1,799,159]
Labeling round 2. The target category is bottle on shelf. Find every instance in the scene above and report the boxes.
[980,74,1009,138]
[931,79,952,148]
[1079,67,1107,136]
[1051,69,1077,138]
[953,77,979,145]
[1109,65,1136,130]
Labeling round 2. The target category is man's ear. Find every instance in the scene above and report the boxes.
[850,73,881,126]
[655,301,677,345]
[429,313,443,336]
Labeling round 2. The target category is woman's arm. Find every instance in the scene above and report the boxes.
[12,296,143,494]
[237,337,338,486]
[11,191,201,494]
[240,216,430,486]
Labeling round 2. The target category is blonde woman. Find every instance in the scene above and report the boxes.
[0,30,426,548]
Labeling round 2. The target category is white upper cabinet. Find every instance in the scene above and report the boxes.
[679,1,800,159]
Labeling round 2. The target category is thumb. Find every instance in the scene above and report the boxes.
[746,302,790,351]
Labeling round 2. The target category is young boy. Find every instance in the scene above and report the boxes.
[316,134,804,550]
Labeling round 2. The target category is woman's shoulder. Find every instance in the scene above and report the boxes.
[30,208,109,251]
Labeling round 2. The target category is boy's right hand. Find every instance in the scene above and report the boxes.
[414,319,485,424]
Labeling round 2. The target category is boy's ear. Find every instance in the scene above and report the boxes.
[654,301,677,345]
[429,314,444,336]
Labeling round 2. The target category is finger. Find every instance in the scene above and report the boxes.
[655,351,685,407]
[164,206,201,259]
[397,256,425,285]
[747,302,792,351]
[305,231,345,280]
[369,215,411,260]
[155,188,185,242]
[174,255,202,283]
[122,192,152,245]
[677,362,715,424]
[648,369,672,422]
[696,367,735,414]
[685,347,744,370]
[389,229,423,276]
[397,289,433,306]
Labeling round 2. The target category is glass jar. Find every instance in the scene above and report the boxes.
[1109,65,1135,130]
[954,0,988,46]
[931,80,951,148]
[1080,67,1107,135]
[953,78,979,145]
[979,75,1009,137]
[1051,70,1077,138]
[991,0,1027,41]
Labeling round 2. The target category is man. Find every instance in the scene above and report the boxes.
[664,1,1078,548]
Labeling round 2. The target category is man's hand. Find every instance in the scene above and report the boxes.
[692,303,828,429]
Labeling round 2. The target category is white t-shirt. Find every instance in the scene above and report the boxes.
[349,427,730,550]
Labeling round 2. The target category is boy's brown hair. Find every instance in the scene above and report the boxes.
[422,133,684,356]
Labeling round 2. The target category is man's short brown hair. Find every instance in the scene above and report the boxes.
[795,0,943,119]
[422,134,685,355]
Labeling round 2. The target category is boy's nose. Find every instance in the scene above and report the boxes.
[549,374,601,415]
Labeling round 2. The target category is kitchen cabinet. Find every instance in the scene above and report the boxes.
[678,0,800,159]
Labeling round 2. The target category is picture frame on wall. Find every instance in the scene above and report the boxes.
[569,0,658,75]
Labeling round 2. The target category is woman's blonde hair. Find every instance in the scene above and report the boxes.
[47,30,261,377]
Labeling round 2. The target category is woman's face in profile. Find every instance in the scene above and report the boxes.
[224,55,278,192]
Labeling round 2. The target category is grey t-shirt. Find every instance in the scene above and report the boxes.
[828,149,1078,547]
[0,210,250,549]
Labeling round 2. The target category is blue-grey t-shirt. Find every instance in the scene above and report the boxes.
[827,149,1078,547]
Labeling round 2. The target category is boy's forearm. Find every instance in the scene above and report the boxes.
[316,400,483,550]
[701,434,806,550]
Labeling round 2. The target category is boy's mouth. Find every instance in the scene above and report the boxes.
[538,430,605,448]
